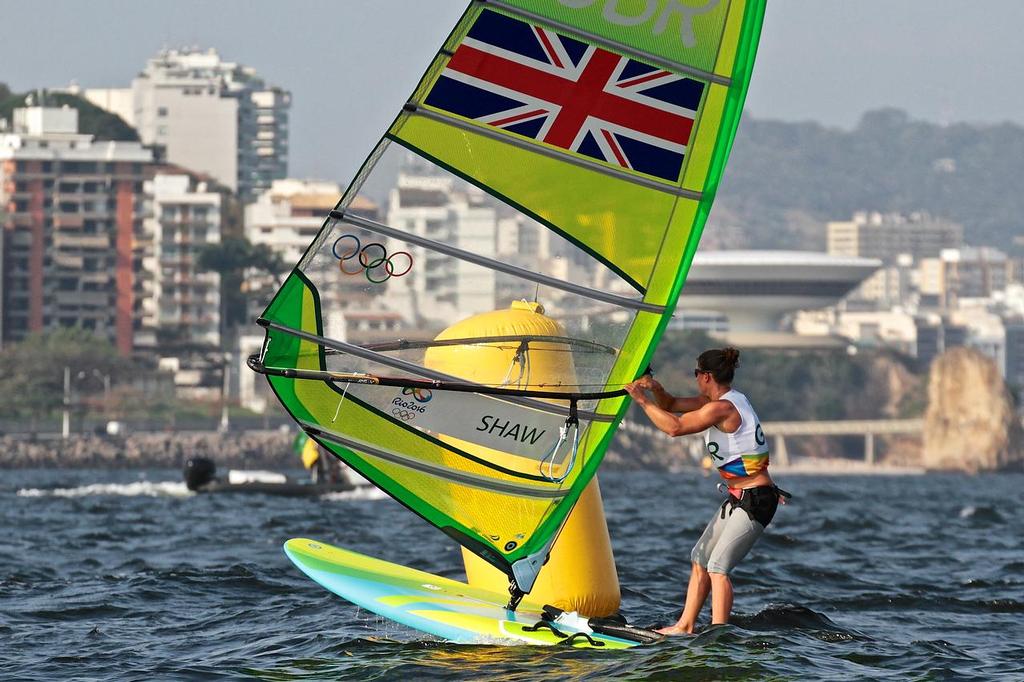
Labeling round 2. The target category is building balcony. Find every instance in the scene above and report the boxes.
[52,234,111,249]
[54,291,114,307]
[53,254,85,268]
[53,215,85,228]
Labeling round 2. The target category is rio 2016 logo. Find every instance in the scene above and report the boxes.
[402,387,433,403]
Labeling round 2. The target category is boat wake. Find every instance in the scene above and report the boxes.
[17,481,191,498]
[321,486,389,501]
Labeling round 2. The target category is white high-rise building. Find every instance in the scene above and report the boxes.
[385,170,497,326]
[85,48,290,202]
[137,172,222,350]
[245,179,344,267]
[245,179,386,341]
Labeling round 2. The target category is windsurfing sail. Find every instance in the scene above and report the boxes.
[253,0,766,606]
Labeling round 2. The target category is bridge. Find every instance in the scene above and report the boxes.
[618,418,924,465]
[762,419,923,465]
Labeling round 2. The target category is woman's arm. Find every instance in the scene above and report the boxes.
[625,382,734,438]
[633,375,709,413]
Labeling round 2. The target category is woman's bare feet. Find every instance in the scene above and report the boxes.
[655,623,693,636]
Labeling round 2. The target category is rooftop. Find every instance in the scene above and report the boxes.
[693,250,880,269]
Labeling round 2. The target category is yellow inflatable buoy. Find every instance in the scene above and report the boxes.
[424,300,621,617]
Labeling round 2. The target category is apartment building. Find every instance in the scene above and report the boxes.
[245,179,382,339]
[0,106,151,354]
[385,170,497,326]
[85,47,290,202]
[136,170,222,351]
[827,211,963,265]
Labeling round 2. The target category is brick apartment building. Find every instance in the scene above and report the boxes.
[0,106,151,354]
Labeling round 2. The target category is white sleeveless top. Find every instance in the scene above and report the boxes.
[703,389,769,479]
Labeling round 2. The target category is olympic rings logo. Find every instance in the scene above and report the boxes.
[391,408,418,421]
[402,387,433,403]
[332,233,413,284]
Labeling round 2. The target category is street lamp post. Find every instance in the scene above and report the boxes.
[219,352,232,433]
[62,366,71,439]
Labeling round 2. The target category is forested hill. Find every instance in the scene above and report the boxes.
[711,108,1024,254]
[0,84,138,142]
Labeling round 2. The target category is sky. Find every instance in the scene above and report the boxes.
[2,0,1022,184]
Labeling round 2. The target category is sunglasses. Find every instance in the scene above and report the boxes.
[693,368,710,377]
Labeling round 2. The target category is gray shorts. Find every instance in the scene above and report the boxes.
[690,499,765,574]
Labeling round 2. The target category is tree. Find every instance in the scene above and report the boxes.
[197,236,285,333]
[0,329,124,425]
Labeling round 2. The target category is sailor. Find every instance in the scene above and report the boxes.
[302,437,343,485]
[624,347,788,635]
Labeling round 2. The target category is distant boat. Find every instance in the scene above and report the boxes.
[182,455,361,497]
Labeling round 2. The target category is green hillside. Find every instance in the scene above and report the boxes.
[0,84,138,142]
[715,108,1024,254]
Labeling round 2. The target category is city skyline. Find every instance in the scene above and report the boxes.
[2,1,1022,186]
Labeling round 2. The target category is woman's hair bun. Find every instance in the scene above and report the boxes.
[697,346,741,384]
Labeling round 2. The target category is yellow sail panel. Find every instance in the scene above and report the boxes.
[495,0,738,77]
[393,115,678,293]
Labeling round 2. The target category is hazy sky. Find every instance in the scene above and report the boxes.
[2,1,1022,183]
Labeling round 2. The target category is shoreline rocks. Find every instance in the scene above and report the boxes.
[0,430,295,469]
[923,348,1024,472]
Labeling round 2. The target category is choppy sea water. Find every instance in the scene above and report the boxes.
[2,468,1022,680]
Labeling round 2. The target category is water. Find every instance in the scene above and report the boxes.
[3,469,1022,680]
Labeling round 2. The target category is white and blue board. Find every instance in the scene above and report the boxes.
[284,538,657,648]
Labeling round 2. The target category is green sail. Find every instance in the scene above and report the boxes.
[257,0,766,596]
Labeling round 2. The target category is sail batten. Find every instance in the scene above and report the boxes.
[255,0,767,599]
[332,210,663,311]
[305,423,569,499]
[257,318,618,421]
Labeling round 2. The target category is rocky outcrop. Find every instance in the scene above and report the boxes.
[923,348,1024,472]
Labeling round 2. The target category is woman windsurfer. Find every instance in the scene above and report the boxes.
[624,347,789,635]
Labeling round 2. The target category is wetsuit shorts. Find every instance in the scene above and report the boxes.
[690,486,779,575]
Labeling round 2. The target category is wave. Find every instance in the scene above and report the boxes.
[828,593,1024,614]
[731,603,869,641]
[16,481,191,498]
[958,505,1005,523]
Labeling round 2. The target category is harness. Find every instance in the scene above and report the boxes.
[719,484,793,527]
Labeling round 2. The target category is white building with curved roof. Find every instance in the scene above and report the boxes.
[676,250,881,346]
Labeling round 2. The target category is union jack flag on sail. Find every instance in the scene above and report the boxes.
[423,9,706,184]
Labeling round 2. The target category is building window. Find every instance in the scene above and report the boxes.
[157,107,168,117]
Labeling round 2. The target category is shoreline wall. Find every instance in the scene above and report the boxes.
[0,430,295,469]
